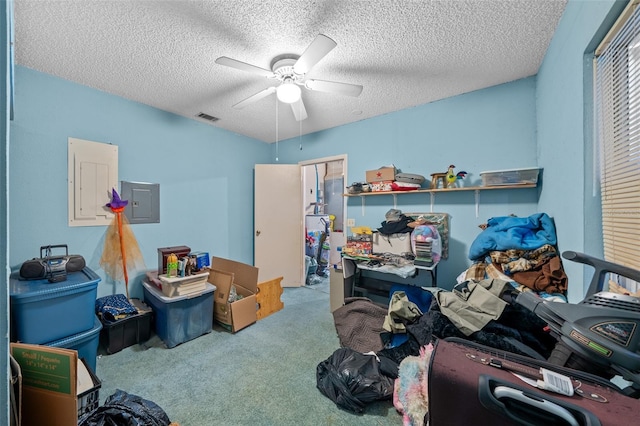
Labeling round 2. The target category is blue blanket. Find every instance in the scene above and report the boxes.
[468,213,557,260]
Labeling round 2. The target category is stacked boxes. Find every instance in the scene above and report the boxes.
[366,166,396,192]
[157,271,210,297]
[141,246,219,348]
[413,239,435,267]
[10,267,102,370]
[47,316,102,372]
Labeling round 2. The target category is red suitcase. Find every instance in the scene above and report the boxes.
[428,338,640,425]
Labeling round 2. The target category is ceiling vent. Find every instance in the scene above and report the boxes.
[196,112,219,122]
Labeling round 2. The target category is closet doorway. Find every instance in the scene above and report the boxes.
[300,155,347,293]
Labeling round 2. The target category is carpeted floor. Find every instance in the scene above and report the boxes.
[94,279,401,425]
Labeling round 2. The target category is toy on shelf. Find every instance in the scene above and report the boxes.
[445,165,467,188]
[430,165,467,189]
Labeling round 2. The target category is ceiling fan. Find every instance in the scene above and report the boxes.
[215,34,363,121]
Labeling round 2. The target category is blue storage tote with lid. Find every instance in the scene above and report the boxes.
[46,315,102,373]
[10,267,100,344]
[142,280,215,348]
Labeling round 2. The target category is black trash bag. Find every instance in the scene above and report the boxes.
[78,389,171,426]
[316,347,395,413]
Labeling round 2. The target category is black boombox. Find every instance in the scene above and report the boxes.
[19,245,86,283]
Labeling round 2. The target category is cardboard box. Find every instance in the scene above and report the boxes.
[190,251,210,270]
[366,166,396,183]
[208,257,259,333]
[10,343,101,425]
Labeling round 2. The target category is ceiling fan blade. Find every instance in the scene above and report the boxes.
[293,34,337,75]
[215,56,275,78]
[305,79,363,97]
[290,97,308,121]
[233,86,277,109]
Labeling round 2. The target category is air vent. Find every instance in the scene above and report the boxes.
[582,293,640,313]
[196,112,219,122]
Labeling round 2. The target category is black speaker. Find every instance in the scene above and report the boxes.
[19,245,86,282]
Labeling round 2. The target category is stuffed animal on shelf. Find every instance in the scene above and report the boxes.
[446,165,467,188]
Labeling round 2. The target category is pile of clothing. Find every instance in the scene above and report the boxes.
[466,213,568,295]
[318,278,557,419]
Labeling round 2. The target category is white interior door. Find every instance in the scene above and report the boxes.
[254,164,303,287]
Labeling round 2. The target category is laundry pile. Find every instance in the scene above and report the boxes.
[318,212,570,423]
[465,212,568,296]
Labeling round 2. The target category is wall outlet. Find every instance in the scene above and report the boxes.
[347,218,356,227]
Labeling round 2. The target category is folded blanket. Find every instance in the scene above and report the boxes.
[95,294,138,323]
[468,213,557,260]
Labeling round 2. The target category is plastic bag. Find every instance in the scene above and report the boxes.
[316,348,395,413]
[411,225,442,264]
[78,389,171,426]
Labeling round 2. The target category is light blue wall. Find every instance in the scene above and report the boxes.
[9,66,271,299]
[277,77,541,287]
[1,3,627,416]
[537,0,623,301]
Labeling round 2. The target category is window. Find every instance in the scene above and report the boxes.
[594,0,640,270]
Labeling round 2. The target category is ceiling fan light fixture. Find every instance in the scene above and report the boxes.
[276,81,301,104]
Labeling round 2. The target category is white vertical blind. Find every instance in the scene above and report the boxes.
[595,0,640,270]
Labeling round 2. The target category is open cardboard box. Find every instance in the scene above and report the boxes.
[10,343,101,425]
[208,257,284,333]
[208,257,259,333]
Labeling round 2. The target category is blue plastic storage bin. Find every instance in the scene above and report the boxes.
[10,267,100,344]
[142,280,215,348]
[46,315,102,373]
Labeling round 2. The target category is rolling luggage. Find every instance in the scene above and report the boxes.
[428,338,640,425]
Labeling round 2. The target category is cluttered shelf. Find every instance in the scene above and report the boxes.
[343,183,537,197]
[341,255,439,306]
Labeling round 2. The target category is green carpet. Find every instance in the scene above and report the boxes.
[95,285,401,425]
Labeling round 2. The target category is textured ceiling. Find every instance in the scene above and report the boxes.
[13,0,568,143]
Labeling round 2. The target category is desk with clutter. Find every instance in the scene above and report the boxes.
[341,210,448,306]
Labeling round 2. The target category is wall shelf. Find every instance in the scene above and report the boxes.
[344,183,538,217]
[343,183,536,197]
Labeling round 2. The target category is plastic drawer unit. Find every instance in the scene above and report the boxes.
[10,267,100,344]
[142,280,216,348]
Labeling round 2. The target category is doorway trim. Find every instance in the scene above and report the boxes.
[299,154,348,234]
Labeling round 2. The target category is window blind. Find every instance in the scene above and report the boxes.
[595,0,640,270]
